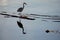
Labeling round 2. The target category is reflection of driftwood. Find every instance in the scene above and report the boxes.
[17,21,26,34]
[30,14,60,17]
[30,14,52,17]
[52,21,60,22]
[42,20,48,22]
[43,17,60,20]
[45,30,60,34]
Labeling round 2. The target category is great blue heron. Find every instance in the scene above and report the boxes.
[17,21,26,34]
[17,2,27,12]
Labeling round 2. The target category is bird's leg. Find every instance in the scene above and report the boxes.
[22,27,26,34]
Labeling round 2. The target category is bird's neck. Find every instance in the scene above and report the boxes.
[23,4,25,9]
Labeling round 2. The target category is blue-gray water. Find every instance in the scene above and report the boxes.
[0,0,60,40]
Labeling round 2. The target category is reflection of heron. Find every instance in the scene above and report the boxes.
[17,21,26,34]
[17,2,27,12]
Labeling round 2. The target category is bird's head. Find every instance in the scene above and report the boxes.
[23,2,27,5]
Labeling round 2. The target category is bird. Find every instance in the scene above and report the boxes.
[17,21,26,34]
[17,2,27,12]
[45,30,50,33]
